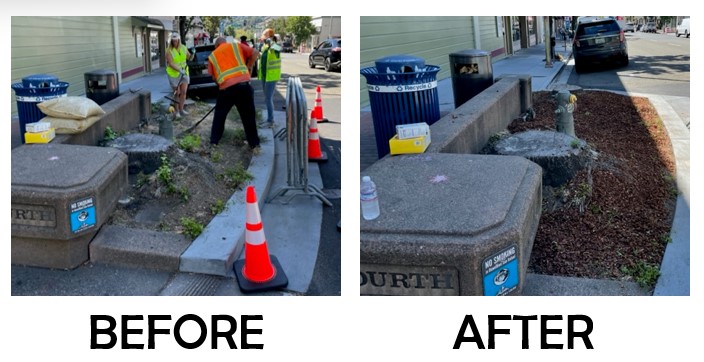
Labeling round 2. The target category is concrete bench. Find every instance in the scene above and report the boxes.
[360,75,543,296]
[11,144,128,269]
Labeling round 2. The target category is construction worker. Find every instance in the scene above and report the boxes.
[258,28,282,127]
[166,32,193,117]
[207,37,261,149]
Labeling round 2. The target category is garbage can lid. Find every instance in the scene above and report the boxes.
[375,54,425,74]
[21,74,60,88]
[85,69,117,76]
[450,49,490,58]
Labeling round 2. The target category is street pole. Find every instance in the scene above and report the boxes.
[544,16,552,68]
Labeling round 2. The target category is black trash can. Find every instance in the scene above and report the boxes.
[11,74,69,144]
[85,69,119,105]
[449,50,493,108]
[361,55,441,159]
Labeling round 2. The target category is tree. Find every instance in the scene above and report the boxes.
[267,17,288,37]
[286,16,317,47]
[202,16,225,37]
[177,16,196,40]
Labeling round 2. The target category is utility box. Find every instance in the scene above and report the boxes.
[361,55,441,158]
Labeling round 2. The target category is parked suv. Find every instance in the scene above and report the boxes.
[573,18,628,73]
[186,44,217,91]
[309,38,341,72]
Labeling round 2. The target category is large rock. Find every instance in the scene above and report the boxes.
[11,144,127,269]
[107,133,173,174]
[494,130,589,187]
[360,153,542,296]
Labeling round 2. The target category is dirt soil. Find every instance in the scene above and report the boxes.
[507,91,677,283]
[107,100,256,240]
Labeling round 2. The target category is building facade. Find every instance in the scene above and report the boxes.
[360,16,546,107]
[11,16,175,115]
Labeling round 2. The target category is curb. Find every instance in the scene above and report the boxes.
[179,127,276,276]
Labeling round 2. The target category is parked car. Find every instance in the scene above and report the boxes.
[573,17,628,73]
[309,38,341,72]
[186,44,217,91]
[643,22,657,33]
[623,22,635,32]
[282,41,294,53]
[676,18,690,38]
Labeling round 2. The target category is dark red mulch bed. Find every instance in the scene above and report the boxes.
[509,91,677,281]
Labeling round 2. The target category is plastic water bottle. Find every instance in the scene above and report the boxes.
[360,176,380,220]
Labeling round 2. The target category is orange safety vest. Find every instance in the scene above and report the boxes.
[208,43,249,85]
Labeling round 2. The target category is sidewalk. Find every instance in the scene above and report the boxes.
[360,41,689,296]
[11,69,327,296]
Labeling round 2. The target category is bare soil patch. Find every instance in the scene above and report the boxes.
[507,91,677,286]
[107,100,257,240]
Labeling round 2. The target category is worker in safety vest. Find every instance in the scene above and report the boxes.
[258,28,282,127]
[166,32,193,117]
[207,37,260,148]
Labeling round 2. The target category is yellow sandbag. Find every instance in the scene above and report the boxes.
[38,96,106,120]
[40,115,102,134]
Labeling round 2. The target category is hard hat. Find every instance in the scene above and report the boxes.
[260,28,274,40]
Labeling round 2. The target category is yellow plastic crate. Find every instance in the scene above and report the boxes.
[389,134,430,155]
[24,128,56,144]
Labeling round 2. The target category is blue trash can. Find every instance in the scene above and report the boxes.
[12,74,69,144]
[361,55,441,159]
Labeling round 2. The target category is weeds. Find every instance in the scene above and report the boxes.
[211,147,223,163]
[218,163,253,188]
[104,126,119,141]
[177,134,202,152]
[180,217,204,239]
[211,199,226,215]
[620,261,660,288]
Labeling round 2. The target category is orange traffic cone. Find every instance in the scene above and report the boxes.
[308,110,328,162]
[234,186,288,292]
[313,85,329,123]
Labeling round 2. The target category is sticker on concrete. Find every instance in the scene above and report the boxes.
[482,245,519,296]
[69,197,96,233]
[360,264,459,296]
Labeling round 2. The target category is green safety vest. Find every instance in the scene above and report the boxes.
[166,45,189,78]
[259,44,281,82]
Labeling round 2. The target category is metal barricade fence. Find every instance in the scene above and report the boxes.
[269,77,332,206]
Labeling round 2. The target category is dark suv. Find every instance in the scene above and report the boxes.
[186,44,217,91]
[309,38,341,72]
[573,18,628,73]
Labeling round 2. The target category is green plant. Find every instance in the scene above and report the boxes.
[218,163,253,188]
[620,261,661,288]
[661,234,673,244]
[104,126,119,142]
[156,155,172,186]
[177,134,202,152]
[211,199,226,215]
[570,139,581,148]
[571,182,592,212]
[178,186,190,202]
[180,217,204,239]
[211,148,223,163]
